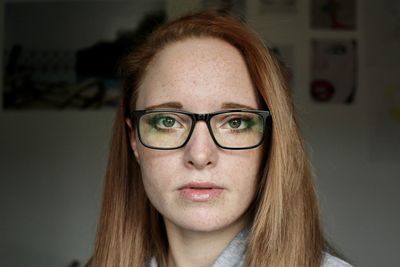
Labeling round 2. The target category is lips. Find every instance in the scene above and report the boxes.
[178,182,224,202]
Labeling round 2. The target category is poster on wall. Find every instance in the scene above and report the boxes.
[310,39,357,104]
[259,0,297,15]
[311,0,356,30]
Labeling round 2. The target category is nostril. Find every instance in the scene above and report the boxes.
[185,158,214,169]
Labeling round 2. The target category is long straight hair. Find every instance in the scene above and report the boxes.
[89,10,325,267]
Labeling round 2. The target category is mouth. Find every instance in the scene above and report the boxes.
[178,182,224,202]
[179,182,223,190]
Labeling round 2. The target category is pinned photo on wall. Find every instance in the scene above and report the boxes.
[259,0,297,15]
[2,1,166,110]
[271,45,294,89]
[311,0,356,30]
[310,39,357,104]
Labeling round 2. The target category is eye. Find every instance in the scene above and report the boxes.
[147,112,190,131]
[215,113,257,131]
[228,118,244,129]
[223,116,253,130]
[153,116,182,129]
[160,117,176,128]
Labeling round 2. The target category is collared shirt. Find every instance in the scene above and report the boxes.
[148,227,352,267]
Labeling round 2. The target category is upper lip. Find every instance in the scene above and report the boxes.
[178,182,224,190]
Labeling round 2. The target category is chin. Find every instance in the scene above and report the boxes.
[166,208,244,233]
[175,219,232,233]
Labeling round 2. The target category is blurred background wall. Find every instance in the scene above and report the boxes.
[0,0,399,266]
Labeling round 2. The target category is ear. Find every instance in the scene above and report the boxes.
[126,118,140,164]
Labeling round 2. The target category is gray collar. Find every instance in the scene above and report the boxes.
[148,226,250,267]
[211,226,250,267]
[148,227,351,267]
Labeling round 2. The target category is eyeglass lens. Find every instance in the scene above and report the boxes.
[138,111,264,149]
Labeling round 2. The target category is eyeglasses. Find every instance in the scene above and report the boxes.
[129,109,271,150]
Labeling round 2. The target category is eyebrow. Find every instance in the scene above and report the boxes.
[145,102,183,110]
[221,102,256,110]
[145,101,257,110]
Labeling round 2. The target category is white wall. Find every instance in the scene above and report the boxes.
[1,0,399,266]
[0,112,114,266]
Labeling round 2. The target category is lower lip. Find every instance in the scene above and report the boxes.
[179,188,223,202]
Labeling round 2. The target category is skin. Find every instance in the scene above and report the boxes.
[127,37,265,267]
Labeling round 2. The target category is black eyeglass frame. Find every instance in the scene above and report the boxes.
[129,108,271,150]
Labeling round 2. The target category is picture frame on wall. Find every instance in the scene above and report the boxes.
[310,39,357,104]
[311,0,356,30]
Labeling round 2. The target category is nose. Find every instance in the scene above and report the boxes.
[183,121,218,169]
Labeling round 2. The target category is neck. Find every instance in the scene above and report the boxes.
[164,217,249,267]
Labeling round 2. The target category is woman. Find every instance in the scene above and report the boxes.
[89,10,351,267]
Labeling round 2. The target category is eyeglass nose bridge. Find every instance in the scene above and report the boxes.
[193,113,210,122]
[186,113,216,147]
[190,113,213,136]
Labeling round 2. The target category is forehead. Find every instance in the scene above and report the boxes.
[136,37,260,111]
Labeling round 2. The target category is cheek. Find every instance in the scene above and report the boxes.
[229,161,259,201]
[228,148,263,184]
[140,162,169,212]
[137,148,180,204]
[214,148,264,209]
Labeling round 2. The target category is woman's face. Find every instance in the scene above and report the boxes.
[129,37,265,233]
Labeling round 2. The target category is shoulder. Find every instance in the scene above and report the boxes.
[322,253,353,267]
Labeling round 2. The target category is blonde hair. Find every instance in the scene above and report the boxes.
[90,10,325,267]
